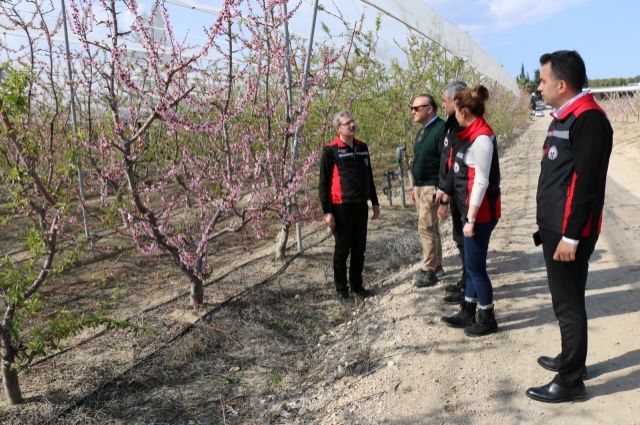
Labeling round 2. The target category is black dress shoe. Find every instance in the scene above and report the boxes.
[525,381,586,403]
[537,355,559,372]
[537,355,588,379]
[337,291,353,307]
[351,287,373,299]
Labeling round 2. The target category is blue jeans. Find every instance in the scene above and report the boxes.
[463,221,497,307]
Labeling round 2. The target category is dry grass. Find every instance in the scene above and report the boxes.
[383,230,422,271]
[601,93,640,122]
[0,192,417,424]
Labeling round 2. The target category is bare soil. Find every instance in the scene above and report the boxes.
[1,115,639,424]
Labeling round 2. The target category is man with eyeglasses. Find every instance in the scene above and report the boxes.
[319,111,380,306]
[410,94,445,287]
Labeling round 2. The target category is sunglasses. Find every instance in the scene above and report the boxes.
[410,104,431,112]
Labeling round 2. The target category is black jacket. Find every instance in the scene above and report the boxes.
[319,136,379,214]
[438,114,464,195]
[536,94,613,238]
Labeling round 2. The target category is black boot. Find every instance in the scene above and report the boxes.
[464,307,498,336]
[444,279,464,293]
[444,246,466,293]
[443,290,464,304]
[441,301,476,328]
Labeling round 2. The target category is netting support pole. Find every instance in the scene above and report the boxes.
[286,0,319,252]
[61,0,90,239]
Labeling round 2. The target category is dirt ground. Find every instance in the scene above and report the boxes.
[289,115,640,425]
[1,114,639,424]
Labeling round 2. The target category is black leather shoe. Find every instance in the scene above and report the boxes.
[537,356,588,379]
[337,291,353,307]
[351,287,373,299]
[525,381,586,403]
[537,355,559,372]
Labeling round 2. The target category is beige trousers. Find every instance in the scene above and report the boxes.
[414,185,442,272]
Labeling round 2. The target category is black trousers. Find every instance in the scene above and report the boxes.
[540,228,598,387]
[332,203,369,293]
[450,201,466,281]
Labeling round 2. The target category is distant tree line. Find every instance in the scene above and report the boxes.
[587,76,640,88]
[517,61,640,91]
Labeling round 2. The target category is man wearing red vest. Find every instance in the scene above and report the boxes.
[526,50,613,403]
[319,111,380,306]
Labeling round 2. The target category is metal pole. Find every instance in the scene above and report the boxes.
[282,3,294,116]
[289,0,319,252]
[280,2,297,253]
[61,0,90,238]
[384,170,393,207]
[281,2,299,251]
[395,146,406,207]
[443,49,447,83]
[396,146,406,207]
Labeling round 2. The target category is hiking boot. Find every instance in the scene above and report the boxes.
[444,279,464,293]
[441,301,476,328]
[464,307,498,336]
[351,287,373,299]
[443,290,464,305]
[337,291,353,307]
[435,265,445,278]
[413,269,438,287]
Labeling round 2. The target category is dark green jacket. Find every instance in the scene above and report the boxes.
[411,116,445,186]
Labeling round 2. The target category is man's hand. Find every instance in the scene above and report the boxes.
[324,213,335,231]
[553,239,577,262]
[434,191,443,206]
[437,204,449,220]
[411,187,417,203]
[436,192,449,220]
[372,205,381,219]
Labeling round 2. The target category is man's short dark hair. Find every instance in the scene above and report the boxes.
[414,93,438,113]
[539,50,587,92]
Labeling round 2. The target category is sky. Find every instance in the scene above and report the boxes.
[2,0,638,81]
[421,0,640,79]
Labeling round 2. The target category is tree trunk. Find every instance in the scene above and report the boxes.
[1,332,23,405]
[274,223,290,261]
[190,279,204,306]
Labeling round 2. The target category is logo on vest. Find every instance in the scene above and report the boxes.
[547,145,558,160]
[454,162,460,173]
[443,137,449,148]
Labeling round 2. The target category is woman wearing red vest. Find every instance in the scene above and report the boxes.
[441,85,501,336]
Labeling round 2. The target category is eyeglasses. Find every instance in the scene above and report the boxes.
[339,120,355,127]
[410,104,431,112]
